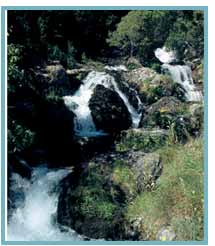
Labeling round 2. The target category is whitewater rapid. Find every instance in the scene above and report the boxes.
[63,70,142,137]
[7,167,83,241]
[162,64,203,102]
[155,47,203,102]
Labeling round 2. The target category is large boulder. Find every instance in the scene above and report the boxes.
[140,96,186,129]
[127,151,162,193]
[89,84,132,133]
[192,61,204,92]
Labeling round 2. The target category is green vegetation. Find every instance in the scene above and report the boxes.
[126,137,204,240]
[108,10,203,65]
[8,44,25,93]
[112,164,137,202]
[115,129,168,153]
[8,118,36,154]
[8,10,204,71]
[107,11,176,62]
[165,11,204,61]
[79,187,117,220]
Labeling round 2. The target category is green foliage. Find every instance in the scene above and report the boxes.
[108,10,203,63]
[115,129,168,153]
[80,187,117,220]
[81,52,88,64]
[8,117,36,154]
[37,15,50,43]
[112,164,137,201]
[107,11,176,61]
[47,45,67,64]
[165,11,204,61]
[126,137,204,240]
[8,44,25,92]
[127,62,140,70]
[67,41,77,69]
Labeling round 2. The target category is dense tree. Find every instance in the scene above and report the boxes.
[107,11,177,63]
[8,10,204,68]
[8,10,128,67]
[165,11,204,61]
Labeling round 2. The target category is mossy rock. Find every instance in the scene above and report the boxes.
[127,152,162,193]
[111,163,138,203]
[140,96,187,129]
[168,103,204,144]
[115,128,169,153]
[57,149,163,240]
[128,73,186,105]
[57,162,126,240]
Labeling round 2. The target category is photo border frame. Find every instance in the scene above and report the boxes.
[0,5,208,245]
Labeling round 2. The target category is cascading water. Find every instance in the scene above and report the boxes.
[162,64,203,102]
[155,47,203,102]
[155,47,176,64]
[7,167,83,241]
[63,70,142,137]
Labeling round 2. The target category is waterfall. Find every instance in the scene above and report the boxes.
[162,64,203,102]
[155,47,176,64]
[155,47,203,102]
[63,70,142,137]
[7,167,83,241]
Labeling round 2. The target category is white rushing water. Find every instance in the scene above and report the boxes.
[104,65,128,72]
[155,47,203,102]
[162,64,203,102]
[63,70,142,137]
[8,167,83,241]
[155,47,176,64]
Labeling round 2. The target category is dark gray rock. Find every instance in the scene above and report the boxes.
[127,151,162,192]
[89,84,132,133]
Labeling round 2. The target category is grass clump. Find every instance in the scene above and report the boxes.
[80,187,117,220]
[112,164,137,202]
[126,137,204,240]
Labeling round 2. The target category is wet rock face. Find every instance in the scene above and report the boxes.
[89,84,132,133]
[107,70,141,111]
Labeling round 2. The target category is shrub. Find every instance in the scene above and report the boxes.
[8,44,25,93]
